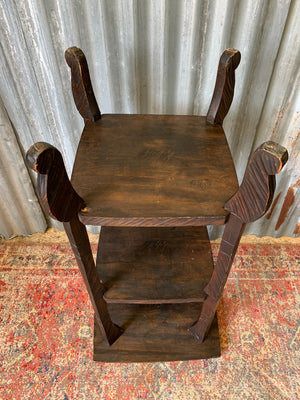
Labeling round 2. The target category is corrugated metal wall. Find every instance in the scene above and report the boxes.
[0,0,299,239]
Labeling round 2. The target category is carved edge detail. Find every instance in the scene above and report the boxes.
[206,48,241,126]
[26,142,86,222]
[224,141,288,222]
[65,47,101,122]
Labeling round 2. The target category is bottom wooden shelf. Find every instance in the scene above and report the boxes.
[93,303,220,362]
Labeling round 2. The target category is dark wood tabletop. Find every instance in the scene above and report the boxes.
[71,114,239,227]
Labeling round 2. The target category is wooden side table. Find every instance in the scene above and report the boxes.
[26,48,288,362]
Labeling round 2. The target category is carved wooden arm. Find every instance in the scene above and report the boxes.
[26,142,86,222]
[26,142,123,345]
[190,141,288,342]
[206,48,241,126]
[65,47,101,122]
[225,141,288,222]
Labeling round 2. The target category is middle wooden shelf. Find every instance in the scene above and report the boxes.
[96,226,214,304]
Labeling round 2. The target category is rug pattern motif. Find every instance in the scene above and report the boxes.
[0,241,299,399]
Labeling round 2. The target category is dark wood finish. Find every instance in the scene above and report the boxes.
[189,214,245,342]
[26,142,123,346]
[225,141,288,222]
[189,141,288,342]
[96,226,213,304]
[64,216,123,345]
[206,49,241,126]
[65,47,101,122]
[93,304,220,362]
[26,47,289,362]
[71,115,239,226]
[26,142,86,222]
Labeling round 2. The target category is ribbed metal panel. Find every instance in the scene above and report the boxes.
[0,97,47,238]
[0,0,299,238]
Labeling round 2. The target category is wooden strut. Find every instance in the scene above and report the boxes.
[26,143,123,346]
[189,141,288,342]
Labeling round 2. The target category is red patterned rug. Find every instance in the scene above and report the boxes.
[0,238,299,399]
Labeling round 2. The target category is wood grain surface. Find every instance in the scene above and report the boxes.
[206,48,241,125]
[96,226,213,304]
[65,47,101,122]
[27,47,289,360]
[93,304,220,362]
[189,141,288,342]
[64,216,124,345]
[26,142,123,346]
[26,142,86,222]
[71,114,239,226]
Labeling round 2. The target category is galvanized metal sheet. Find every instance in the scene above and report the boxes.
[0,98,47,238]
[0,0,298,238]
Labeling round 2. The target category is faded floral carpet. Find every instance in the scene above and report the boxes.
[0,234,299,399]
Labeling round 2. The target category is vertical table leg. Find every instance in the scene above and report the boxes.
[190,141,288,342]
[64,216,123,345]
[26,142,123,345]
[189,214,245,342]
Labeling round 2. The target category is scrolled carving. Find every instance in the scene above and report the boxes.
[26,142,86,222]
[225,141,288,222]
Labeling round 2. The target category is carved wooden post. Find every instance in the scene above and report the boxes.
[206,48,241,126]
[26,143,123,345]
[65,47,101,122]
[189,141,288,342]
